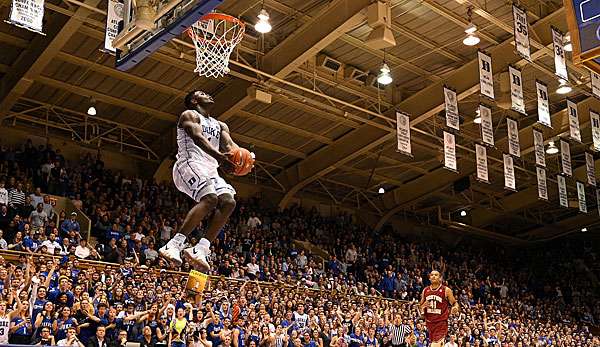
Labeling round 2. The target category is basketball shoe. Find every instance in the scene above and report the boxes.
[159,233,186,265]
[183,238,211,271]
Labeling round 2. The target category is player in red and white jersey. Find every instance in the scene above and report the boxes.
[419,270,459,347]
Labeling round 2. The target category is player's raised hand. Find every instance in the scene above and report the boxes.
[451,305,460,315]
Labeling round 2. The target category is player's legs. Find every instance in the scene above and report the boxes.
[204,193,236,241]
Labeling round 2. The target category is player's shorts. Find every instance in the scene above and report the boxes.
[173,159,236,202]
[426,320,448,343]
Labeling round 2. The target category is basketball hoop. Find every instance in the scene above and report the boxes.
[187,13,245,78]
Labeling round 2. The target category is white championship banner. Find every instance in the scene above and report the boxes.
[104,0,124,53]
[444,131,457,172]
[536,81,551,127]
[512,5,531,61]
[551,27,568,81]
[475,143,489,183]
[507,117,520,157]
[396,111,412,156]
[7,0,45,33]
[444,87,460,131]
[509,66,526,114]
[560,139,572,177]
[533,128,546,168]
[591,110,600,151]
[592,72,600,99]
[479,104,494,146]
[503,153,516,191]
[586,152,596,187]
[577,181,587,213]
[557,175,568,208]
[478,51,494,99]
[536,167,548,201]
[567,100,581,143]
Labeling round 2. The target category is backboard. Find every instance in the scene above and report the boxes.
[564,0,600,73]
[112,0,223,71]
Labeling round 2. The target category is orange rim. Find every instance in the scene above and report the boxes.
[186,13,245,44]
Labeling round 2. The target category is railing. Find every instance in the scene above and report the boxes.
[0,249,403,304]
[48,194,91,243]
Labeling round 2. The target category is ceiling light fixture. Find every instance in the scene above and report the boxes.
[87,98,97,116]
[377,50,393,85]
[254,8,272,34]
[556,79,572,94]
[460,210,467,217]
[546,141,559,155]
[462,7,480,46]
[581,227,587,232]
[473,108,481,124]
[378,187,385,194]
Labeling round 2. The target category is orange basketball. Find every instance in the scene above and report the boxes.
[228,147,255,176]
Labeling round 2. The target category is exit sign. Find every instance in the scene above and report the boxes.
[565,0,600,72]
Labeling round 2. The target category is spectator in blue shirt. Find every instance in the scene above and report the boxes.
[60,212,80,237]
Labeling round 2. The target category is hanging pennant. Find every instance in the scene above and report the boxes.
[512,5,531,61]
[560,139,572,177]
[591,110,600,152]
[586,152,596,187]
[592,72,600,99]
[475,144,489,184]
[509,66,526,115]
[558,175,568,208]
[444,131,457,172]
[576,181,587,213]
[533,128,546,168]
[479,104,494,147]
[104,0,124,54]
[444,87,460,131]
[567,99,581,143]
[6,0,45,34]
[478,51,494,99]
[536,81,551,127]
[396,111,412,157]
[503,154,516,191]
[536,167,548,201]
[507,117,521,157]
[551,27,568,81]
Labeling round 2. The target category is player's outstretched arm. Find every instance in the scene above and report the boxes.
[180,110,228,163]
[445,287,460,315]
[219,121,238,153]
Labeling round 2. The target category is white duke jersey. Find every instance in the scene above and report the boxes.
[0,316,9,343]
[176,110,221,174]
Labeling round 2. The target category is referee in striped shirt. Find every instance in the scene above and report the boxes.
[388,315,412,347]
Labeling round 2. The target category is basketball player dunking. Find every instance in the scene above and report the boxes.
[160,90,238,270]
[419,270,459,347]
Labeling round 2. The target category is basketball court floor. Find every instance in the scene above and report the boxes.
[0,0,599,240]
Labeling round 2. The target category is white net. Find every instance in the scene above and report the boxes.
[187,14,245,78]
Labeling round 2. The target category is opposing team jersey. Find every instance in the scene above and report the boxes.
[176,110,221,174]
[423,285,450,323]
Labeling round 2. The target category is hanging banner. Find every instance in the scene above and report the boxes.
[507,117,521,157]
[503,153,516,191]
[444,87,459,131]
[597,189,600,217]
[479,104,494,147]
[536,81,551,127]
[586,152,596,187]
[577,181,587,213]
[558,175,568,208]
[567,99,582,143]
[478,51,494,99]
[104,0,124,53]
[537,167,548,201]
[533,128,546,168]
[396,112,412,156]
[509,66,526,114]
[560,139,572,177]
[512,5,531,61]
[475,144,489,184]
[7,0,45,34]
[551,27,568,81]
[592,72,600,99]
[591,110,600,152]
[444,131,457,172]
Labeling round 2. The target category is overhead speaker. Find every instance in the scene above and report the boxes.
[453,176,470,193]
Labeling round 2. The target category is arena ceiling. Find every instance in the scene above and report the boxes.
[1,0,599,243]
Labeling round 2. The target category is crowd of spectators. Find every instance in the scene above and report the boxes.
[0,140,598,346]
